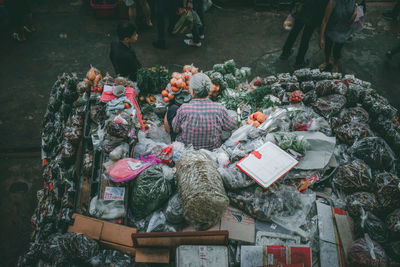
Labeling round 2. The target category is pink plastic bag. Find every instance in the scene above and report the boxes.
[106,155,161,182]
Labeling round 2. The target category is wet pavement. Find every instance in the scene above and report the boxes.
[0,0,399,266]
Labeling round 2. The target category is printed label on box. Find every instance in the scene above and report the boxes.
[104,187,125,200]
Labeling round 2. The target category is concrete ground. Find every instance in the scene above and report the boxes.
[0,0,399,266]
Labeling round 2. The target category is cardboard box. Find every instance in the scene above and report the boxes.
[241,245,312,267]
[176,245,229,267]
[68,213,137,256]
[183,206,255,243]
[220,206,255,243]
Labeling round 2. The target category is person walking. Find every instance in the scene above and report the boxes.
[123,0,153,27]
[109,21,142,81]
[319,0,357,72]
[184,0,205,47]
[279,0,330,68]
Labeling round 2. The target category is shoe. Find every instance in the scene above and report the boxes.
[184,39,201,47]
[11,32,26,42]
[23,25,36,33]
[382,12,397,21]
[185,33,204,40]
[279,49,293,60]
[293,59,309,69]
[152,40,166,49]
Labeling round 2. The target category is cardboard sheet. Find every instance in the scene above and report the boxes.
[236,141,298,188]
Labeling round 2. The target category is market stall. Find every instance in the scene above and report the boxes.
[18,60,400,267]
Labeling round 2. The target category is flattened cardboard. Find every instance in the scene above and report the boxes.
[220,206,255,243]
[135,248,170,263]
[68,214,137,255]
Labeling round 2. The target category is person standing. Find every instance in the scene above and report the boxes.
[319,0,357,72]
[184,0,205,47]
[123,0,153,27]
[172,73,237,150]
[280,0,330,68]
[109,21,142,81]
[152,0,180,49]
[5,0,35,42]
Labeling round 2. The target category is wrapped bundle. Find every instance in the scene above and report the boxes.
[346,192,378,217]
[386,209,400,240]
[333,159,373,193]
[376,173,400,212]
[176,151,229,230]
[348,236,388,267]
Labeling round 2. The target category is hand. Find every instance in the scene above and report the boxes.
[320,38,325,50]
[177,8,185,14]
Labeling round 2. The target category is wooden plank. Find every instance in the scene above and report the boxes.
[135,248,170,263]
[334,212,354,260]
[101,223,137,247]
[132,231,229,248]
[101,241,136,256]
[68,214,103,240]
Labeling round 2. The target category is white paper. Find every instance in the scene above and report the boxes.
[236,141,298,188]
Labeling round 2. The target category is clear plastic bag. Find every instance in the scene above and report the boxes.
[355,209,387,244]
[146,210,180,232]
[334,122,374,146]
[346,192,378,217]
[265,132,309,154]
[229,138,265,162]
[376,173,400,213]
[289,90,305,104]
[315,80,334,97]
[386,209,400,240]
[165,193,185,225]
[333,159,373,193]
[219,163,255,190]
[39,233,99,265]
[224,125,263,148]
[89,196,126,219]
[176,151,229,230]
[294,68,312,82]
[348,235,388,267]
[148,125,171,144]
[129,164,175,219]
[350,137,396,172]
[90,249,133,267]
[312,94,347,119]
[109,142,130,161]
[331,107,370,130]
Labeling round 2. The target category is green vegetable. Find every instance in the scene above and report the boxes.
[224,59,236,74]
[137,65,170,96]
[212,64,226,74]
[271,132,309,153]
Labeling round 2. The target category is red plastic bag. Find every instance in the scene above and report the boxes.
[289,90,305,104]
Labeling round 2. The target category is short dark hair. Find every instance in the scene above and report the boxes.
[117,21,137,40]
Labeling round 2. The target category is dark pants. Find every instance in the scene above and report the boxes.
[325,36,344,61]
[154,0,178,42]
[192,0,204,43]
[392,0,400,17]
[281,18,316,64]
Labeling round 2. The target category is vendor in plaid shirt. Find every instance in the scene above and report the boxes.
[172,73,237,150]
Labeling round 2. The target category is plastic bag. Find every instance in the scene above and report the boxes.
[258,107,292,133]
[176,151,229,230]
[333,159,373,193]
[129,164,175,219]
[165,193,185,225]
[289,90,305,104]
[228,138,265,162]
[315,80,334,97]
[346,192,378,217]
[148,125,171,144]
[219,163,255,190]
[334,122,374,146]
[331,107,369,130]
[109,142,130,161]
[146,210,181,232]
[355,209,387,244]
[294,68,312,82]
[90,249,133,267]
[224,125,262,148]
[350,137,396,172]
[228,184,303,222]
[89,196,126,219]
[303,90,318,106]
[348,235,388,267]
[376,173,400,213]
[362,93,397,120]
[283,13,294,30]
[172,11,194,34]
[105,156,160,182]
[312,94,346,118]
[265,132,309,154]
[39,233,99,265]
[386,209,400,240]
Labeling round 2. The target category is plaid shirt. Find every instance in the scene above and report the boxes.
[172,99,237,150]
